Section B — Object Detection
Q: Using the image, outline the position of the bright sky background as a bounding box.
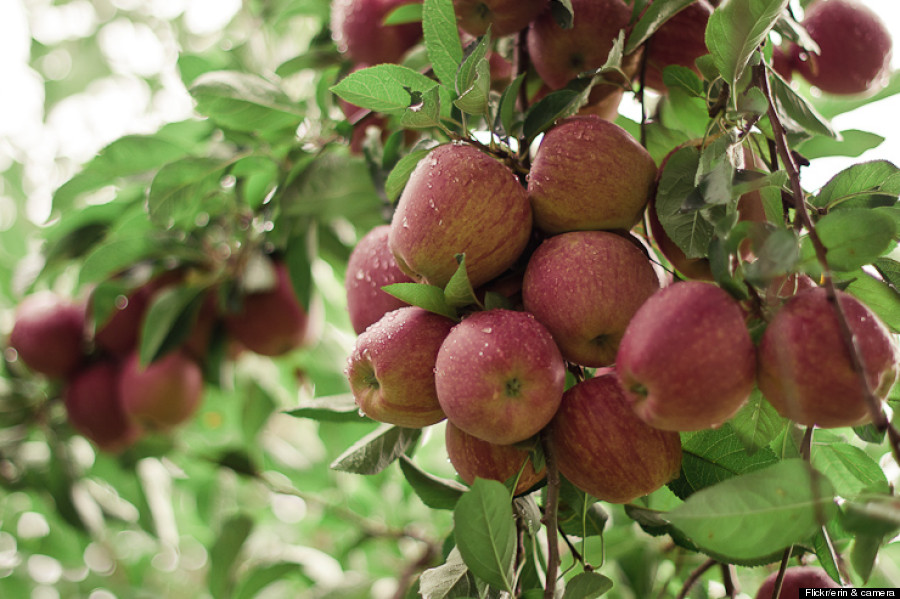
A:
[0,0,898,225]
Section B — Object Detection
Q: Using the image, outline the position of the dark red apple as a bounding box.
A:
[119,349,204,432]
[445,421,545,495]
[331,0,423,65]
[755,566,841,599]
[9,291,86,380]
[453,0,549,38]
[64,360,142,452]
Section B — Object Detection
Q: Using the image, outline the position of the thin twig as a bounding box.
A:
[541,431,561,599]
[771,546,794,599]
[721,563,738,599]
[675,558,717,599]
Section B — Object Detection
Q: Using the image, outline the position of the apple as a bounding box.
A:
[790,0,892,95]
[527,115,656,234]
[389,142,532,289]
[224,258,310,357]
[616,281,757,431]
[64,360,142,452]
[434,309,565,445]
[546,369,682,503]
[445,421,545,495]
[8,292,86,380]
[119,349,204,432]
[330,0,423,65]
[526,0,634,91]
[347,306,454,427]
[642,0,714,92]
[453,0,549,38]
[522,230,660,367]
[755,566,841,599]
[345,224,413,335]
[757,287,899,428]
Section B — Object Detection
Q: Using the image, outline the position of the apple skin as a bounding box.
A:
[445,421,546,495]
[345,225,413,335]
[522,231,660,367]
[454,0,549,38]
[347,306,454,427]
[224,259,310,357]
[547,369,682,503]
[64,360,143,453]
[616,281,757,431]
[757,287,899,428]
[8,292,86,380]
[434,309,565,445]
[331,0,423,65]
[642,0,714,92]
[118,349,204,432]
[755,566,841,599]
[527,115,656,234]
[526,0,633,90]
[389,143,532,289]
[791,0,892,95]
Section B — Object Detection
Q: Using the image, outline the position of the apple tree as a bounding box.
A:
[2,0,900,597]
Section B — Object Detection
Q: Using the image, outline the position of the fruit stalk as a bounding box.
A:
[540,431,560,599]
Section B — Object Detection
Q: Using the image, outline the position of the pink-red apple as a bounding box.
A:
[64,360,142,452]
[616,281,757,431]
[119,349,204,432]
[445,421,545,495]
[757,287,898,428]
[755,566,841,599]
[331,0,423,65]
[527,115,656,234]
[346,306,454,427]
[547,369,682,503]
[641,0,714,92]
[389,143,532,289]
[522,230,660,367]
[453,0,549,38]
[8,292,86,380]
[434,309,565,445]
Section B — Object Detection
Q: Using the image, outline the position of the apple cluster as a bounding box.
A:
[5,255,312,453]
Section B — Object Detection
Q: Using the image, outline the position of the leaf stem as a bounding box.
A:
[541,430,561,599]
[771,546,793,599]
[675,558,717,599]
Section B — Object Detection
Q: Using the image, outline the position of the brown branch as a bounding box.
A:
[771,546,794,599]
[721,563,738,599]
[541,430,561,599]
[675,558,717,599]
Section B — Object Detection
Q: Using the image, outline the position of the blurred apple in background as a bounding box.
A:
[331,0,423,64]
[65,360,142,453]
[453,0,549,37]
[641,0,714,92]
[8,291,86,380]
[119,349,204,432]
[755,566,841,598]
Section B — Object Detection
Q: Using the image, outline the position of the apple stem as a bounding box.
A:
[540,430,561,599]
[675,557,717,599]
[754,55,900,464]
[720,563,737,598]
[770,546,793,599]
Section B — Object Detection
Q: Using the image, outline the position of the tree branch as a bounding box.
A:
[541,431,561,599]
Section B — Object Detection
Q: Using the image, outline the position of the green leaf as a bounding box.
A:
[148,157,232,228]
[557,477,608,538]
[384,2,423,24]
[875,257,900,289]
[454,35,491,116]
[668,424,780,500]
[626,0,696,54]
[841,497,900,536]
[330,64,445,128]
[563,572,614,598]
[743,228,801,287]
[662,65,705,97]
[208,513,254,599]
[705,0,790,89]
[850,534,882,583]
[418,547,479,598]
[523,82,593,144]
[496,74,525,138]
[78,236,161,287]
[453,478,516,593]
[811,529,842,585]
[443,255,480,309]
[668,459,837,561]
[138,283,207,366]
[655,146,714,259]
[816,209,897,272]
[844,272,900,333]
[399,455,467,510]
[382,282,458,320]
[769,68,838,138]
[385,148,431,202]
[423,0,463,89]
[330,424,421,475]
[233,563,305,599]
[285,394,367,422]
[797,129,885,160]
[190,71,304,132]
[550,0,574,29]
[728,389,789,454]
[813,160,900,210]
[811,443,890,499]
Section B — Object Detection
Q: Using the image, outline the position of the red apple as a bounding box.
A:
[8,292,86,380]
[547,369,682,503]
[119,349,204,432]
[64,360,142,452]
[224,258,310,357]
[527,115,656,234]
[522,231,661,367]
[453,0,549,38]
[445,421,546,494]
[345,224,413,335]
[331,0,423,65]
[389,143,532,289]
[642,0,714,92]
[791,0,893,95]
[434,309,565,445]
[346,306,454,427]
[755,566,841,599]
[757,287,899,428]
[616,281,757,431]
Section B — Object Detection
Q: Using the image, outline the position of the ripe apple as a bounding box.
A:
[445,421,545,495]
[224,258,310,357]
[755,566,841,599]
[791,0,892,95]
[616,281,757,431]
[642,0,714,92]
[434,309,565,445]
[547,369,682,503]
[526,0,634,90]
[330,0,423,65]
[64,360,142,452]
[453,0,549,38]
[8,292,86,380]
[757,287,899,428]
[345,224,413,335]
[527,115,656,234]
[522,230,660,367]
[347,306,454,427]
[389,143,532,289]
[119,349,204,432]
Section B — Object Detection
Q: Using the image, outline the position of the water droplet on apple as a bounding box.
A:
[481,327,492,333]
